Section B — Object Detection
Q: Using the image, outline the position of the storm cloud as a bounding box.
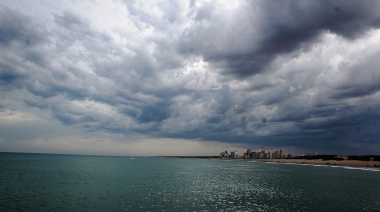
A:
[1,0,380,155]
[177,1,380,77]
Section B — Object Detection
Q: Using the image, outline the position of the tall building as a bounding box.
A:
[231,151,239,159]
[272,150,279,159]
[220,151,231,159]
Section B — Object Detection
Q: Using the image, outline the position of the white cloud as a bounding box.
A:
[0,110,44,123]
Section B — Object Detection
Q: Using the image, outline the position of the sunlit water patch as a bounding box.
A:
[1,153,379,211]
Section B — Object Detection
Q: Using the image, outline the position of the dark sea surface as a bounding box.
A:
[0,152,379,211]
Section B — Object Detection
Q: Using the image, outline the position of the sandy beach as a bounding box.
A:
[248,159,380,167]
[163,156,380,168]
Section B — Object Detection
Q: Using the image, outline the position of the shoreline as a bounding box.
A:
[158,156,380,168]
[240,158,380,168]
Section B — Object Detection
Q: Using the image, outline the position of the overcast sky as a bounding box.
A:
[1,0,380,156]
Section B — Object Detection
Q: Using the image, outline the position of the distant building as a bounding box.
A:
[259,152,264,159]
[250,152,257,159]
[272,151,280,159]
[231,151,239,159]
[220,151,230,159]
[245,149,288,160]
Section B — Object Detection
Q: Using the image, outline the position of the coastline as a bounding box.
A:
[243,158,380,167]
[158,156,380,168]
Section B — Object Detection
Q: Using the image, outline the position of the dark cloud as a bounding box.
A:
[1,1,380,155]
[54,11,87,29]
[136,104,171,124]
[177,0,380,77]
[0,64,26,84]
[330,51,380,99]
[0,7,45,46]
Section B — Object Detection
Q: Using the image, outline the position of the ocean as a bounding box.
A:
[0,152,379,211]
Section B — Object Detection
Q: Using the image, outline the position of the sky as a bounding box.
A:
[1,0,380,156]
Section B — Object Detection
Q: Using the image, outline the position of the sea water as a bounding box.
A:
[1,152,379,211]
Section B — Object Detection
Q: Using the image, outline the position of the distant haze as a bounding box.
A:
[1,0,380,156]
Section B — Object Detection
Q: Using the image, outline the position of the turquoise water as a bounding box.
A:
[0,153,379,211]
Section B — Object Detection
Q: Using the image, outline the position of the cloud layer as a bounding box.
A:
[1,0,380,155]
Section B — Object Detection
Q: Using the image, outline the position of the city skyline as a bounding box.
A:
[1,0,380,156]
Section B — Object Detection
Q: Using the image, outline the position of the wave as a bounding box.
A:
[342,166,380,172]
[264,161,380,172]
